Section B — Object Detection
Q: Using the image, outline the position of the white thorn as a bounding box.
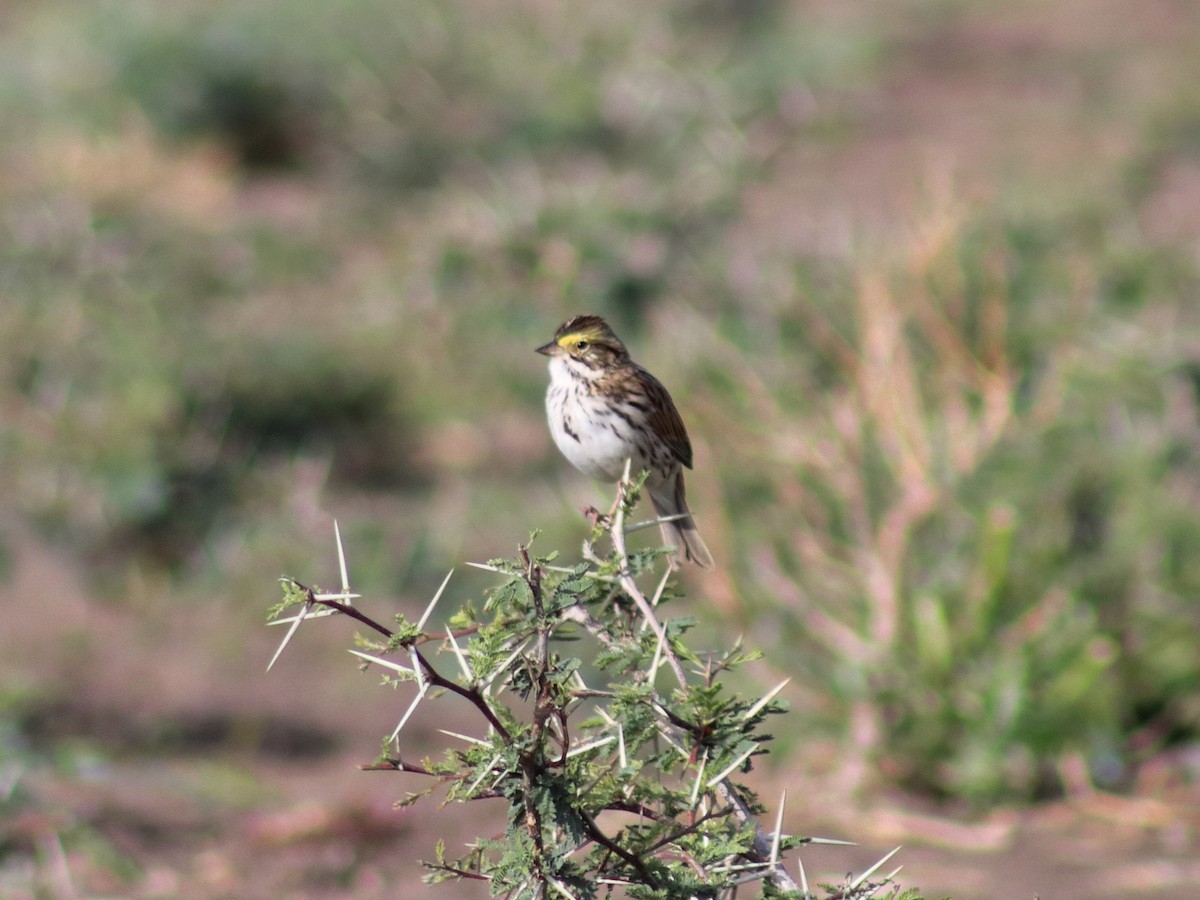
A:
[770,789,786,866]
[689,749,708,809]
[648,628,665,679]
[334,520,351,603]
[565,735,616,759]
[447,630,473,681]
[743,678,791,721]
[410,647,425,693]
[417,568,454,630]
[437,729,490,747]
[464,752,503,797]
[267,607,338,625]
[267,599,312,671]
[548,878,580,900]
[485,637,532,689]
[649,566,671,608]
[389,684,428,741]
[706,744,758,787]
[639,567,673,634]
[623,510,689,534]
[348,649,415,676]
[849,846,902,890]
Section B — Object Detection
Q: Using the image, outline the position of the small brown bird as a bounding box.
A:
[537,315,714,569]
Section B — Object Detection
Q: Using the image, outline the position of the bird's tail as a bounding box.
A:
[649,471,714,570]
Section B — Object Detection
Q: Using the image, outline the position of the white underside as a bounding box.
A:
[545,356,649,483]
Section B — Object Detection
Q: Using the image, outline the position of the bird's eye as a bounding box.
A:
[576,340,589,350]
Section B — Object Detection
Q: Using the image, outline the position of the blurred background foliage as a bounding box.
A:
[2,0,1200,883]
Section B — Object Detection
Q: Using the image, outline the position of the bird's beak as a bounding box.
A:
[536,340,559,356]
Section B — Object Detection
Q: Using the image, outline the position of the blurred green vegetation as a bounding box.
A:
[1,0,1198,826]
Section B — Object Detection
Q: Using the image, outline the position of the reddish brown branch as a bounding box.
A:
[309,595,395,639]
[643,806,733,854]
[360,757,436,775]
[292,581,513,743]
[423,864,491,882]
[580,813,656,886]
[409,644,512,742]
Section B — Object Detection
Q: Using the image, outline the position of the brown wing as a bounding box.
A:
[639,367,694,469]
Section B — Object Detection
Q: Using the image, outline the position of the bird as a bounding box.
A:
[536,314,714,569]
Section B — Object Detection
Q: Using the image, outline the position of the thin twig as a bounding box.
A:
[579,813,656,885]
[582,471,801,895]
[607,464,688,687]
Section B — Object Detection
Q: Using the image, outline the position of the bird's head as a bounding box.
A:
[536,315,629,371]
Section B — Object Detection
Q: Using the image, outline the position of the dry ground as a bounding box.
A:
[4,519,1198,899]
